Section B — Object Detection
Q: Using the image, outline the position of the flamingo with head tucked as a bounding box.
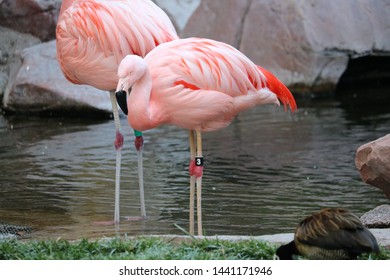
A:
[56,0,178,223]
[115,37,297,235]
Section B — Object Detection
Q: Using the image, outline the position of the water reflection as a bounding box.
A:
[0,98,389,240]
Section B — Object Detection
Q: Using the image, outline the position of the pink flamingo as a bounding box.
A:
[56,0,178,223]
[115,37,297,235]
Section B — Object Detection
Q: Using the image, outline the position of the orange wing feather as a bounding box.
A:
[258,66,297,112]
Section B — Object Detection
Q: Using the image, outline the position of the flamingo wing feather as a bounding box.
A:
[56,0,178,90]
[146,38,296,112]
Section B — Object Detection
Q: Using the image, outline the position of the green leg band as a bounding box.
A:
[134,129,143,137]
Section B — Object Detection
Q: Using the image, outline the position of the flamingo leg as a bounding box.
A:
[189,130,196,235]
[195,129,203,236]
[109,91,123,224]
[115,88,147,219]
[134,130,147,218]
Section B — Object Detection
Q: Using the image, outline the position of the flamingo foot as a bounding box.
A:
[189,159,203,177]
[114,131,124,150]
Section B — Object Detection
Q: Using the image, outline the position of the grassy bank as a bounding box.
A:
[1,237,389,260]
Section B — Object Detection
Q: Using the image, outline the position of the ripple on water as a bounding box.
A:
[0,100,389,239]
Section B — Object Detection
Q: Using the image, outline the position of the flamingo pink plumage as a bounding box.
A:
[56,0,178,223]
[115,37,297,235]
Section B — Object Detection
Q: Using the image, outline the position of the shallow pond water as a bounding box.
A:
[0,97,389,240]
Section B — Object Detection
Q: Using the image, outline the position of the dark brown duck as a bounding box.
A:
[276,208,380,260]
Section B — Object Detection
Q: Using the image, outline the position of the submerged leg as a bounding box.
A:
[109,91,123,224]
[115,89,147,219]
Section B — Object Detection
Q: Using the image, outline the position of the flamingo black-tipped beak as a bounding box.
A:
[115,89,128,115]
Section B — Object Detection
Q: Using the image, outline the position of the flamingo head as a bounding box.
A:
[115,55,148,115]
[116,55,148,93]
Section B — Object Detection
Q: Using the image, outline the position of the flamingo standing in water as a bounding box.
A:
[56,0,178,223]
[115,38,297,235]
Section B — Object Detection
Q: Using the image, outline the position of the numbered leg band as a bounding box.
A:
[195,156,204,166]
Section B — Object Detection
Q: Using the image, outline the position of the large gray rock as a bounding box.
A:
[0,0,61,41]
[154,0,201,33]
[356,134,390,200]
[182,0,251,47]
[181,0,390,93]
[2,40,111,114]
[0,26,41,102]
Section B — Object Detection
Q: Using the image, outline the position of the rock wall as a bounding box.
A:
[0,26,41,104]
[2,40,111,114]
[0,0,389,113]
[175,0,390,93]
[0,0,60,41]
[0,0,110,113]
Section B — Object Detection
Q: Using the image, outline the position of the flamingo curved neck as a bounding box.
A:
[127,68,157,131]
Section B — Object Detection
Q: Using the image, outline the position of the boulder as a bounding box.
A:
[2,40,111,114]
[356,134,390,200]
[361,205,390,228]
[154,0,201,33]
[181,0,390,93]
[182,0,251,47]
[0,26,41,102]
[0,0,61,41]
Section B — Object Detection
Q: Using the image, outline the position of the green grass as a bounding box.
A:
[0,237,389,260]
